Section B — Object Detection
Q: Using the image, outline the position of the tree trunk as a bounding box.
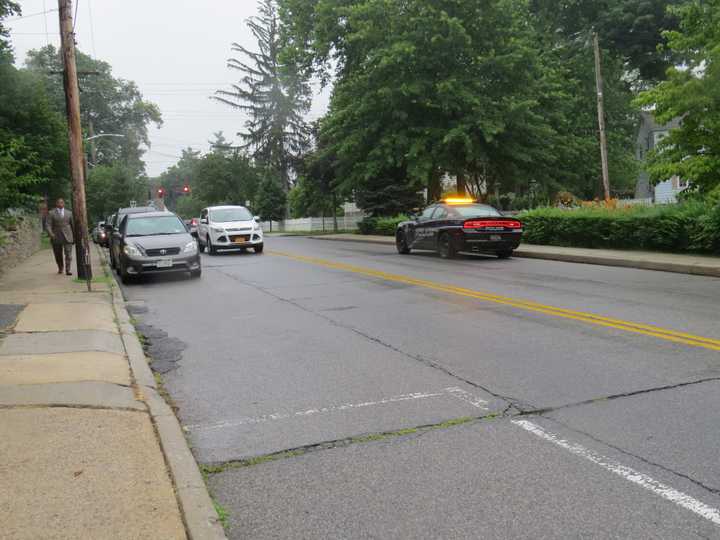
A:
[428,169,442,203]
[456,172,467,196]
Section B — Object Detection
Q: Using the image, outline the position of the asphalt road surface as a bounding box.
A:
[119,237,720,539]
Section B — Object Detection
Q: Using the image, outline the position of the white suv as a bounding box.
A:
[197,205,264,255]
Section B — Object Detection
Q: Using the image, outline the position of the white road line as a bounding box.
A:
[512,419,720,526]
[446,387,489,409]
[186,387,488,432]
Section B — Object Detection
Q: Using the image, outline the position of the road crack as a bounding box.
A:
[201,413,505,473]
[215,268,530,411]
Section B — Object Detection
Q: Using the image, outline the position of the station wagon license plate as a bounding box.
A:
[490,235,502,241]
[157,258,173,268]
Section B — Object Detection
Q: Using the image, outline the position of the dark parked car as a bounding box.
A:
[107,206,157,269]
[184,217,199,237]
[92,221,108,246]
[115,211,201,283]
[395,199,523,259]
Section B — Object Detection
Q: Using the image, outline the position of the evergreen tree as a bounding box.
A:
[214,0,310,192]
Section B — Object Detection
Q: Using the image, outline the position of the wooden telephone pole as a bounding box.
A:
[58,0,92,280]
[593,32,611,202]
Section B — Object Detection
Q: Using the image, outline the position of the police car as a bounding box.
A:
[395,198,522,259]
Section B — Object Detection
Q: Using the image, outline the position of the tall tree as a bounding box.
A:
[25,45,162,175]
[281,0,567,211]
[0,4,69,210]
[0,0,18,62]
[530,0,682,85]
[636,0,720,194]
[214,0,311,192]
[255,175,287,228]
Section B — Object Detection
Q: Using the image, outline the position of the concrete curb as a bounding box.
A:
[97,246,227,540]
[512,249,720,278]
[307,235,720,278]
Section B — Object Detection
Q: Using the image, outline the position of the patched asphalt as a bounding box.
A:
[118,237,720,538]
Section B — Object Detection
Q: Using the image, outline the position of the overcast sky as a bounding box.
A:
[10,0,330,176]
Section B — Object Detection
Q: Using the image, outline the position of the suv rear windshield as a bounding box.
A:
[210,208,252,222]
[125,216,186,237]
[449,204,502,218]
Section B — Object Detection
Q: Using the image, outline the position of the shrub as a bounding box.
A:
[357,217,379,235]
[357,215,408,236]
[520,202,718,254]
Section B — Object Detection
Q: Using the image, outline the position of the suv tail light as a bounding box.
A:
[464,220,522,229]
[191,218,198,226]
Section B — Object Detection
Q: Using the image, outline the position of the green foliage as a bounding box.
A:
[521,203,720,254]
[255,175,287,222]
[0,139,49,210]
[0,1,19,62]
[531,0,682,83]
[358,215,408,236]
[86,165,148,222]
[0,50,69,210]
[174,196,205,220]
[25,45,162,175]
[636,0,720,194]
[192,150,260,208]
[280,0,643,208]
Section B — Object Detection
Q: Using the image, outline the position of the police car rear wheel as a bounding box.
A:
[497,250,513,259]
[438,233,457,259]
[396,232,411,254]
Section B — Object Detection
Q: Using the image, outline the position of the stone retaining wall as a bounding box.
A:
[0,214,42,275]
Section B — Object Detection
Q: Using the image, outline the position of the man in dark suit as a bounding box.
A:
[46,198,75,275]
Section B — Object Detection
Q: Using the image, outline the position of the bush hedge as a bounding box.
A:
[520,202,720,254]
[358,215,408,236]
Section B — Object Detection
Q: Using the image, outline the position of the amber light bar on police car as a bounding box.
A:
[443,197,477,205]
[463,219,522,230]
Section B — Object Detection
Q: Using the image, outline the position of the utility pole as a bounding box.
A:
[58,0,92,281]
[593,31,611,202]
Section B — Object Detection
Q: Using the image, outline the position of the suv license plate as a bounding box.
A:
[157,259,173,268]
[490,235,502,242]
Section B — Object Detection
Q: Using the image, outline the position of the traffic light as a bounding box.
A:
[157,187,165,198]
[182,184,190,195]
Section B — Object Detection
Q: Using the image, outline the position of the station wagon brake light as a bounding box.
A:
[464,220,522,229]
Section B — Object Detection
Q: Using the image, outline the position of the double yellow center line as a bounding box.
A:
[271,250,720,352]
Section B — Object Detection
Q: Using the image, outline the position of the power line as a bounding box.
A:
[6,8,58,22]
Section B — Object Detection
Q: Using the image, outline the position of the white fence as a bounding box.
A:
[261,213,365,233]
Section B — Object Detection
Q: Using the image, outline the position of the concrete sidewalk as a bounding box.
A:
[306,234,720,278]
[0,246,225,539]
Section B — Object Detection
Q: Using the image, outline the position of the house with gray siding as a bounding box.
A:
[635,112,687,203]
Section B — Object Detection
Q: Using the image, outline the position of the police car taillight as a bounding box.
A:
[464,220,522,229]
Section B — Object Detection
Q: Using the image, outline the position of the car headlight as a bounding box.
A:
[253,223,261,231]
[183,241,197,254]
[211,226,224,233]
[124,244,141,257]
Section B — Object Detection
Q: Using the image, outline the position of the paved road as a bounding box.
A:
[120,237,720,539]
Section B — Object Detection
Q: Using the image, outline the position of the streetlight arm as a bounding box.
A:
[84,133,125,142]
